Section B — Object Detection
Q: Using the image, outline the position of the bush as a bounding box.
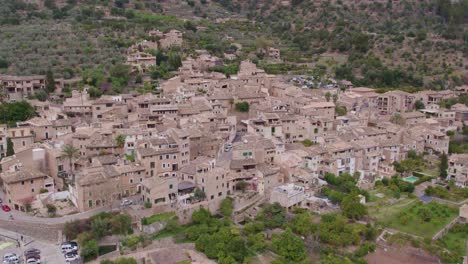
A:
[220,197,234,217]
[271,228,307,262]
[0,101,36,125]
[121,235,145,250]
[354,242,376,257]
[235,102,249,112]
[81,240,99,261]
[46,204,57,216]
[301,139,314,147]
[100,257,137,264]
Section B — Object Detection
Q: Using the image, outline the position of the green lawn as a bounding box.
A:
[152,225,189,240]
[437,223,468,259]
[142,212,175,225]
[369,200,458,239]
[368,187,397,202]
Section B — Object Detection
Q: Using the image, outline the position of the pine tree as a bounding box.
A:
[46,69,55,93]
[6,138,14,156]
[439,152,448,179]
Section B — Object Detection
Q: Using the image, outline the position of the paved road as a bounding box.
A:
[0,227,65,264]
[0,195,142,225]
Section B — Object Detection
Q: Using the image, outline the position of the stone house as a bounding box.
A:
[71,164,121,212]
[92,96,128,121]
[0,75,46,101]
[63,90,92,116]
[448,154,467,188]
[179,157,232,205]
[135,136,181,178]
[320,140,356,176]
[126,52,156,73]
[159,30,183,49]
[0,165,54,211]
[376,90,415,114]
[0,125,7,158]
[7,124,35,153]
[300,102,336,120]
[141,175,178,210]
[451,104,468,122]
[270,184,305,210]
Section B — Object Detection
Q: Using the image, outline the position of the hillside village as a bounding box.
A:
[0,27,467,264]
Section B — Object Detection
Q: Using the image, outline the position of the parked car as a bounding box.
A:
[25,259,39,264]
[24,253,40,262]
[65,253,80,263]
[61,242,78,253]
[1,205,11,212]
[24,249,40,256]
[224,143,232,152]
[3,253,19,264]
[120,199,133,206]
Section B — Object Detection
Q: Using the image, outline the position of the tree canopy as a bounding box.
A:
[271,228,307,262]
[0,101,36,125]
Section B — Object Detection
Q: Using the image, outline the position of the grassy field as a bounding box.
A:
[369,200,458,239]
[152,225,189,240]
[368,187,399,202]
[142,212,175,225]
[437,223,468,258]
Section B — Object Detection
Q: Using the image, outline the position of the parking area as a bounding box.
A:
[0,228,74,264]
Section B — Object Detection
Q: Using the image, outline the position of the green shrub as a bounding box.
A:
[235,102,249,112]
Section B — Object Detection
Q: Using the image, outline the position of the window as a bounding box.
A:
[30,180,34,184]
[21,181,24,185]
[150,162,155,169]
[218,192,222,197]
[31,188,35,193]
[210,195,214,200]
[130,179,134,183]
[88,200,93,208]
[169,184,173,189]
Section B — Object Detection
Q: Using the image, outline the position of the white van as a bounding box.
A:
[61,243,78,253]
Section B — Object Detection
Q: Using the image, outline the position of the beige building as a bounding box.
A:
[63,90,92,116]
[0,125,7,158]
[159,30,183,49]
[92,96,128,121]
[376,90,415,114]
[135,135,181,178]
[448,154,468,188]
[301,102,336,119]
[71,164,120,212]
[0,75,46,101]
[126,52,156,73]
[270,184,305,210]
[451,104,468,122]
[179,157,232,205]
[141,176,178,210]
[7,125,35,153]
[0,165,54,211]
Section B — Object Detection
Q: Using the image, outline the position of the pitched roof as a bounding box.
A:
[1,169,48,184]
